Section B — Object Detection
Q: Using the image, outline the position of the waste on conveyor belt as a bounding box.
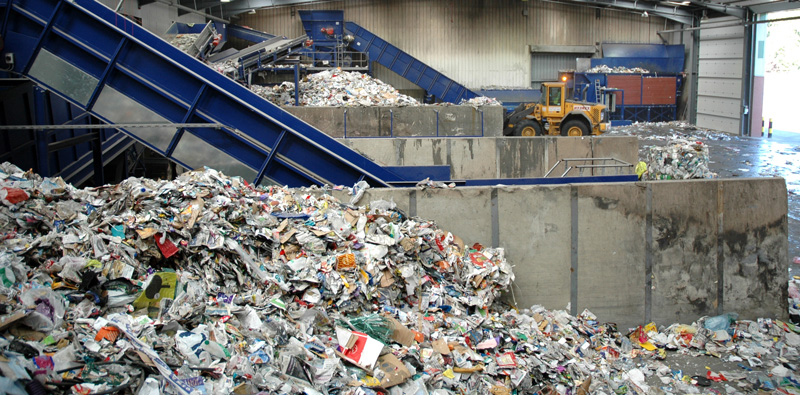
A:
[168,36,501,108]
[585,65,650,74]
[167,34,201,54]
[211,60,239,79]
[1,161,797,395]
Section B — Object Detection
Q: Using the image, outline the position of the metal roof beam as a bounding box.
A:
[195,0,322,17]
[565,0,694,24]
[155,0,230,22]
[749,1,800,14]
[685,0,747,18]
[221,0,324,16]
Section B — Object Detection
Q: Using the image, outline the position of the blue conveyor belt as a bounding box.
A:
[0,0,434,187]
[345,21,479,105]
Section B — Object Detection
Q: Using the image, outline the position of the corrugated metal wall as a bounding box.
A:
[97,0,204,38]
[238,0,683,89]
[696,16,745,135]
[530,53,587,88]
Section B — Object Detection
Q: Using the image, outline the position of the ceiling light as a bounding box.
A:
[220,0,231,3]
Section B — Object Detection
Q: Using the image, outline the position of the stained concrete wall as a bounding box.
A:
[341,136,638,180]
[333,178,788,329]
[283,106,505,137]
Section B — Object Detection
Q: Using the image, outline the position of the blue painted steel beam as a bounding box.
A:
[254,129,286,186]
[86,38,127,110]
[22,1,63,75]
[166,84,208,156]
[346,21,479,105]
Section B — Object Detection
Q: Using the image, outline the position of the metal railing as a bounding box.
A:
[545,157,634,178]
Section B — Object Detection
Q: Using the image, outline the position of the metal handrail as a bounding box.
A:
[544,157,634,177]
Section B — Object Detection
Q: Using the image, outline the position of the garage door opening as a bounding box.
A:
[762,9,800,135]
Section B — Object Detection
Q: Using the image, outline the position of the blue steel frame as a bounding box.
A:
[235,37,308,81]
[622,105,677,123]
[345,21,479,105]
[15,84,133,185]
[2,0,426,188]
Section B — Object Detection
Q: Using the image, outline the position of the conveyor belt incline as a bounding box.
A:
[0,0,431,187]
[345,21,479,105]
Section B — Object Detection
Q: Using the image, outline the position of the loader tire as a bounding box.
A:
[561,120,589,136]
[513,120,543,136]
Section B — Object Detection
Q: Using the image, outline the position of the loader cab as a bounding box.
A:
[541,82,565,118]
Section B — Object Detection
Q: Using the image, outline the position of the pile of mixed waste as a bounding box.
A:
[167,34,201,54]
[608,121,727,180]
[643,139,717,180]
[458,96,502,107]
[248,70,501,108]
[249,70,420,107]
[585,65,651,74]
[0,163,797,394]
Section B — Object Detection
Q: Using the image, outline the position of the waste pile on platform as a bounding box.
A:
[249,70,501,107]
[0,163,798,394]
[250,70,419,107]
[643,139,717,180]
[585,65,650,74]
[458,96,502,107]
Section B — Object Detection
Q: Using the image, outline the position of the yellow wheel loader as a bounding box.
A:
[503,82,609,137]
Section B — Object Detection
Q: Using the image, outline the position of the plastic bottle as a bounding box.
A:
[137,377,160,395]
[203,340,231,360]
[128,180,152,199]
[620,336,632,354]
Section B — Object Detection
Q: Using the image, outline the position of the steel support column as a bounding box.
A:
[91,130,104,185]
[33,87,50,176]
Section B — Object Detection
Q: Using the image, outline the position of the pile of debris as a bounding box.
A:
[458,96,502,107]
[607,121,736,142]
[643,139,717,180]
[250,70,420,107]
[585,65,650,74]
[3,163,799,395]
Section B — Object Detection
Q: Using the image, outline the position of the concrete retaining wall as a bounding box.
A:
[332,178,788,329]
[283,106,505,137]
[341,136,638,180]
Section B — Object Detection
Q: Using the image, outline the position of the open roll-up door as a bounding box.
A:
[696,16,746,135]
